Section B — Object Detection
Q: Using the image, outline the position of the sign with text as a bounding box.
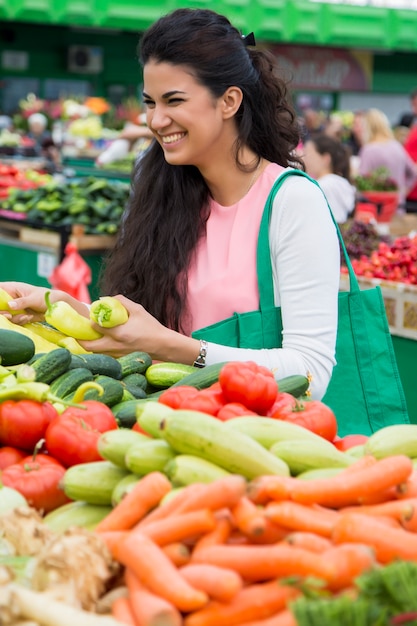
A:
[270,45,373,91]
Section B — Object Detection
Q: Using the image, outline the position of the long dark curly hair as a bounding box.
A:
[100,8,303,333]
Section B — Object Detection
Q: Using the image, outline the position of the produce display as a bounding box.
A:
[0,176,129,235]
[1,292,417,625]
[0,164,53,199]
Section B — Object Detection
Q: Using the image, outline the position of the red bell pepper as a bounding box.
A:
[0,400,58,451]
[44,399,118,467]
[219,361,278,414]
[1,450,69,513]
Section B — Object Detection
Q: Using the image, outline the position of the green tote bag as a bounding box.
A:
[192,169,409,436]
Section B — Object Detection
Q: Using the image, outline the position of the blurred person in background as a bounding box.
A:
[303,133,355,224]
[26,112,61,172]
[358,108,417,212]
[403,122,417,212]
[397,87,417,129]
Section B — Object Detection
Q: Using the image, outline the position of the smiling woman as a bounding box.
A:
[0,8,341,403]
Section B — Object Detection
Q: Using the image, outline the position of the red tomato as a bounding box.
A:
[0,400,58,451]
[1,455,69,513]
[217,403,258,421]
[267,392,297,418]
[132,422,151,436]
[0,446,26,469]
[333,434,369,451]
[219,361,278,414]
[44,402,118,467]
[278,400,338,442]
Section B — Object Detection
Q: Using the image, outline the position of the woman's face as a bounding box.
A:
[143,60,230,169]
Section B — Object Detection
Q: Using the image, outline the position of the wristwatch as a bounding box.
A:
[193,339,208,368]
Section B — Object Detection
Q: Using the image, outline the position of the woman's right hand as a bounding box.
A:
[0,282,83,324]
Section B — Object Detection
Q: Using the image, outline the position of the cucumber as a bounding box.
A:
[147,361,228,398]
[122,372,148,391]
[145,362,196,389]
[62,461,129,505]
[111,398,152,429]
[31,347,72,384]
[97,428,150,468]
[0,328,35,366]
[75,353,123,379]
[70,374,125,407]
[121,377,148,400]
[125,439,176,475]
[277,375,310,398]
[49,367,94,399]
[118,351,152,376]
[68,354,86,369]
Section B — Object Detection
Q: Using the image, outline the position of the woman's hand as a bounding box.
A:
[80,295,200,363]
[0,282,89,323]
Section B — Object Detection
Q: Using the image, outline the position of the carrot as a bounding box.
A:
[137,483,207,528]
[125,568,182,626]
[116,531,208,612]
[341,497,417,532]
[162,542,192,567]
[95,471,172,532]
[247,475,292,505]
[136,508,217,546]
[179,563,243,603]
[97,531,129,557]
[396,469,417,499]
[239,609,298,626]
[192,516,232,555]
[111,596,136,625]
[321,543,375,591]
[289,455,413,508]
[183,580,300,626]
[265,501,339,537]
[284,531,333,553]
[332,512,417,563]
[191,542,332,582]
[231,496,268,537]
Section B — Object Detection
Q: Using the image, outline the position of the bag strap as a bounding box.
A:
[257,168,359,314]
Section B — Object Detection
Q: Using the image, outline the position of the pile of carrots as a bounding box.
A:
[94,453,417,626]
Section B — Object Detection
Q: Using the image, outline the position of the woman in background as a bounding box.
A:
[358,108,417,211]
[303,133,355,224]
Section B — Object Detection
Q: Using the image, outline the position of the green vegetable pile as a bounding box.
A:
[0,177,129,235]
[290,560,417,626]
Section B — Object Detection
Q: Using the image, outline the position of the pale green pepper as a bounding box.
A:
[89,296,129,328]
[44,291,102,341]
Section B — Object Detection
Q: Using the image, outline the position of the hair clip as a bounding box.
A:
[242,32,256,47]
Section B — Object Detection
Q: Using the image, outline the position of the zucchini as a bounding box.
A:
[145,362,196,389]
[62,461,129,505]
[269,439,354,476]
[111,398,151,428]
[30,347,72,384]
[43,501,112,533]
[75,353,123,379]
[112,474,142,506]
[0,328,35,366]
[125,439,176,475]
[277,374,310,398]
[97,428,150,468]
[117,351,152,376]
[148,361,228,398]
[49,367,94,399]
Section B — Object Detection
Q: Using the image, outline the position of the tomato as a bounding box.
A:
[267,392,298,418]
[333,434,369,451]
[44,402,118,467]
[0,446,26,469]
[158,384,225,416]
[1,454,69,513]
[216,403,258,421]
[0,400,58,451]
[219,361,278,414]
[278,400,338,442]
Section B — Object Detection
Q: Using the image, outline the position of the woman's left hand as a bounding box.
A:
[79,295,177,360]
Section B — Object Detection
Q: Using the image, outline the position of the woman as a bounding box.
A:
[0,8,340,400]
[358,108,417,210]
[303,133,355,224]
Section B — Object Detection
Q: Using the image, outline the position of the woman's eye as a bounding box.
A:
[168,98,184,104]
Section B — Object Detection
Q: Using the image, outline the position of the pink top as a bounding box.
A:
[184,163,284,334]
